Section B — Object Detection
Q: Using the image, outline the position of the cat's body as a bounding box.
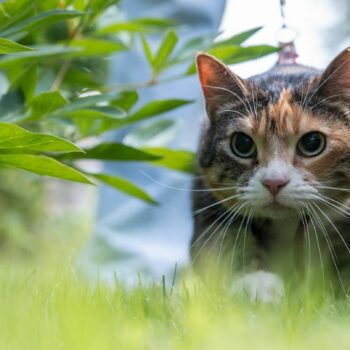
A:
[191,50,350,301]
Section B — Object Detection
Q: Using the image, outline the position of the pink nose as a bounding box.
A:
[262,178,289,196]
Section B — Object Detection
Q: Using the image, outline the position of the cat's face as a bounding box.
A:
[196,50,350,219]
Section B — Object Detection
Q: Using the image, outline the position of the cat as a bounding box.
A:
[191,48,350,302]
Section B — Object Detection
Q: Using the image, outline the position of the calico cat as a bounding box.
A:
[191,48,350,302]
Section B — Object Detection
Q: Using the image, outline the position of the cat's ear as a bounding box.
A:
[196,53,249,117]
[318,48,350,101]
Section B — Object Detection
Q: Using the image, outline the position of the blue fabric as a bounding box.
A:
[79,0,226,285]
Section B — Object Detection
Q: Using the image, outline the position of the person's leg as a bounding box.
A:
[79,0,226,286]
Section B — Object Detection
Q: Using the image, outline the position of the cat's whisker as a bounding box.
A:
[193,193,242,215]
[300,78,314,111]
[304,54,350,109]
[141,171,241,194]
[216,204,244,265]
[192,202,246,263]
[312,202,350,255]
[191,203,237,254]
[242,208,255,269]
[309,194,350,217]
[218,109,249,119]
[308,204,338,261]
[203,84,255,118]
[316,185,350,193]
[230,207,249,276]
[309,93,349,112]
[310,203,347,294]
[305,203,325,284]
[297,208,311,275]
[317,193,350,211]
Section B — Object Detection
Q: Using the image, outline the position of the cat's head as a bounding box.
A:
[196,49,350,219]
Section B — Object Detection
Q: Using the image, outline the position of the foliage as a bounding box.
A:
[0,0,278,204]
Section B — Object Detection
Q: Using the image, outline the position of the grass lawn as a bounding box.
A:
[1,216,350,349]
[2,264,350,349]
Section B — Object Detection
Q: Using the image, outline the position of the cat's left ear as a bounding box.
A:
[196,53,249,118]
[318,48,350,101]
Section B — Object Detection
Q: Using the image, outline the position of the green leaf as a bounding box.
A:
[0,122,82,153]
[0,45,80,68]
[69,143,161,161]
[68,38,127,57]
[29,91,68,120]
[20,65,37,102]
[121,99,192,126]
[174,34,217,63]
[186,45,279,74]
[213,27,262,47]
[111,91,138,112]
[0,9,83,37]
[212,45,279,65]
[143,147,195,173]
[0,90,25,122]
[97,17,175,34]
[0,38,34,54]
[0,0,38,34]
[91,173,156,204]
[58,93,124,114]
[153,30,178,71]
[140,34,153,66]
[0,154,92,184]
[124,119,176,147]
[62,108,126,137]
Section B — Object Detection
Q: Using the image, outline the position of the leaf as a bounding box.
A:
[140,34,153,66]
[0,38,34,54]
[186,45,279,75]
[97,17,175,34]
[69,143,161,161]
[62,108,126,137]
[29,91,68,119]
[0,122,82,153]
[153,30,178,71]
[124,119,176,147]
[0,154,92,184]
[213,45,279,65]
[213,27,262,47]
[111,91,138,112]
[0,9,83,37]
[91,173,156,204]
[122,99,192,126]
[0,90,25,122]
[142,147,195,173]
[58,93,124,114]
[0,45,80,68]
[68,38,127,57]
[20,64,37,102]
[0,0,39,34]
[174,33,217,62]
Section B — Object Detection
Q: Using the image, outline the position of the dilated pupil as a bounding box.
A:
[301,133,321,152]
[235,134,254,154]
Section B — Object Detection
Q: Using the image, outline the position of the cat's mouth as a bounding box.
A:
[267,201,287,210]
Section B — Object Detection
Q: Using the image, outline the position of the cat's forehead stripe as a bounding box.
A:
[246,89,304,137]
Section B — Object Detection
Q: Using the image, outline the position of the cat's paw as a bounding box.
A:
[231,271,284,303]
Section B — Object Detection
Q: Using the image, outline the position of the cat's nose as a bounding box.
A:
[262,178,289,196]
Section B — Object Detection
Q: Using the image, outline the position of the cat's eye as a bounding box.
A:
[231,132,257,158]
[297,132,326,157]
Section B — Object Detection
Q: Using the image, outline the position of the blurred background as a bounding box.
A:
[0,0,348,280]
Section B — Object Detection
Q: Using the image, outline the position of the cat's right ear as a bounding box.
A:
[196,53,248,118]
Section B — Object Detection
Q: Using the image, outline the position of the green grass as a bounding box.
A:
[1,216,350,349]
[1,261,350,349]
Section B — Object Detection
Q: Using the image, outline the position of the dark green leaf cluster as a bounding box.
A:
[0,0,277,203]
